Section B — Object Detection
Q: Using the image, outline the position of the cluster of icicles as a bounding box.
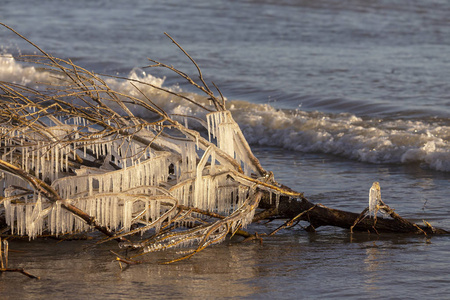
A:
[0,109,279,252]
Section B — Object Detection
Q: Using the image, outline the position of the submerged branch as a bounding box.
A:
[0,268,40,279]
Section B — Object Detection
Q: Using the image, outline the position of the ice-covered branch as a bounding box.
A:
[0,24,447,268]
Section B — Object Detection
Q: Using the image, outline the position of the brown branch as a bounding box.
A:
[350,207,369,233]
[264,195,449,235]
[163,32,225,111]
[110,251,142,266]
[268,205,318,236]
[0,268,40,279]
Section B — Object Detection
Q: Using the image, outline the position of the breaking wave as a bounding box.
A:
[1,54,449,172]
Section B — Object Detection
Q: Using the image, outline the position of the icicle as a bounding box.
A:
[207,113,212,142]
[103,197,108,226]
[17,203,24,236]
[193,178,201,209]
[55,144,59,180]
[145,199,151,223]
[56,200,61,236]
[61,201,67,234]
[369,181,381,216]
[155,201,161,233]
[86,197,93,220]
[10,142,14,162]
[275,192,280,209]
[214,112,220,139]
[29,193,43,239]
[180,142,187,178]
[112,172,120,193]
[239,187,249,210]
[104,175,111,193]
[4,199,11,225]
[205,178,212,211]
[112,196,118,230]
[150,200,156,223]
[40,143,45,180]
[123,170,129,191]
[73,142,77,162]
[10,203,15,234]
[96,196,102,224]
[210,149,216,174]
[25,199,32,236]
[50,202,56,235]
[123,199,131,231]
[88,177,93,196]
[31,145,35,171]
[65,145,69,172]
[21,145,25,170]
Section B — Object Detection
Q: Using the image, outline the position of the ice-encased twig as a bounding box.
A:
[0,24,307,263]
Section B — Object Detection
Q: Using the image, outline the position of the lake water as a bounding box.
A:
[1,0,449,299]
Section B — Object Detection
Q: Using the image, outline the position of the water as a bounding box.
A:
[1,0,449,298]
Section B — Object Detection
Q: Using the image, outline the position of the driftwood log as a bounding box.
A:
[259,193,448,235]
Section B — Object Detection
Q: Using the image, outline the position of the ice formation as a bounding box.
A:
[368,181,381,216]
[207,111,258,176]
[0,49,286,261]
[0,106,271,242]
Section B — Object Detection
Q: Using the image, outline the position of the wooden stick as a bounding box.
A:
[0,268,40,279]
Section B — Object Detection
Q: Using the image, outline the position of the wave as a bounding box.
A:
[1,54,449,172]
[230,103,450,172]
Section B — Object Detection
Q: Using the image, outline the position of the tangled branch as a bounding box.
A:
[0,23,295,264]
[0,23,447,270]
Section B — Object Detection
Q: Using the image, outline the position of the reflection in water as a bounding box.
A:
[115,243,262,298]
[1,239,265,299]
[363,242,382,292]
[1,230,450,299]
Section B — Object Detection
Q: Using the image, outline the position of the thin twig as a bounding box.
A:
[269,205,317,236]
[0,268,40,279]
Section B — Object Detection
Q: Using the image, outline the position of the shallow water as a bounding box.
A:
[3,221,450,299]
[2,148,449,299]
[1,0,450,299]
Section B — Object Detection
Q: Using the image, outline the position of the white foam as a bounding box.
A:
[1,55,449,172]
[229,104,450,172]
[0,54,57,87]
